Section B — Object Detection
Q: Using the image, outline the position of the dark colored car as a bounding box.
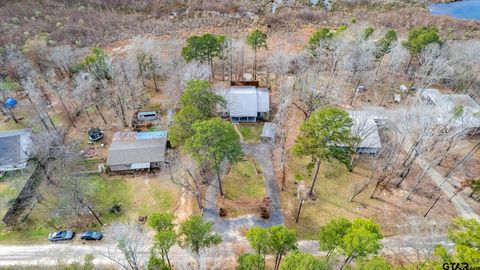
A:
[48,230,74,242]
[80,231,103,241]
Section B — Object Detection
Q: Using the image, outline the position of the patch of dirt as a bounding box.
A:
[173,187,195,224]
[218,197,264,218]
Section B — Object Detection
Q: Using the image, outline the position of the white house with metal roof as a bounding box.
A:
[0,129,32,172]
[106,131,167,172]
[218,86,270,123]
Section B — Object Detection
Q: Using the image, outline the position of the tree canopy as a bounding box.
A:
[235,253,265,270]
[317,218,383,268]
[181,33,225,77]
[180,80,224,117]
[169,80,225,147]
[148,213,175,232]
[184,118,243,195]
[375,29,397,58]
[363,27,374,40]
[279,252,328,270]
[267,225,298,270]
[246,29,268,51]
[179,215,222,256]
[246,227,269,256]
[307,28,333,53]
[355,256,393,270]
[403,26,441,55]
[318,217,352,259]
[433,218,480,266]
[294,107,357,168]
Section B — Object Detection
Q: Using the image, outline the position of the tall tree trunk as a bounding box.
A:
[152,72,159,92]
[95,104,107,125]
[445,141,480,177]
[85,107,92,123]
[39,85,52,107]
[7,108,19,123]
[405,54,413,75]
[217,170,224,196]
[209,58,215,79]
[308,159,321,197]
[86,204,103,226]
[424,193,442,217]
[253,47,257,81]
[59,95,76,128]
[295,199,304,223]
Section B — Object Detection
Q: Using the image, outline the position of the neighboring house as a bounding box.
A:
[0,129,32,172]
[419,88,480,131]
[106,131,167,172]
[348,110,382,156]
[218,86,270,123]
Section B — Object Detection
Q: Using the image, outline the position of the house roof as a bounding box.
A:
[0,129,32,172]
[219,86,270,117]
[107,131,167,166]
[348,111,382,149]
[419,89,480,129]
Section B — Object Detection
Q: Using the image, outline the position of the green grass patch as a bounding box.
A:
[0,114,27,131]
[223,158,266,200]
[0,174,181,243]
[282,152,372,239]
[0,226,51,243]
[88,175,132,222]
[238,124,263,144]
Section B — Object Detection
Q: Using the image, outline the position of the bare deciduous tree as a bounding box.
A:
[103,222,149,270]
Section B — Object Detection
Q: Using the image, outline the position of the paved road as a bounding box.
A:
[0,235,451,266]
[203,142,284,240]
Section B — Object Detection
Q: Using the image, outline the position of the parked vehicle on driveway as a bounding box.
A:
[48,230,74,242]
[80,231,102,241]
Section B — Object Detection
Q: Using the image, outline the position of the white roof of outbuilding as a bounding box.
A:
[219,86,269,117]
[261,122,277,139]
[348,111,382,149]
[419,88,480,129]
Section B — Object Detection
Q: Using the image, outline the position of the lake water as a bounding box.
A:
[429,0,480,20]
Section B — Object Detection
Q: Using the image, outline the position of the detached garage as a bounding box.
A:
[106,131,167,172]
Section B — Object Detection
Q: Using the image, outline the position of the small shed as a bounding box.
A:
[106,131,167,172]
[261,123,277,140]
[0,129,32,172]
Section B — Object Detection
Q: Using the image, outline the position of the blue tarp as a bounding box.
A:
[3,98,17,109]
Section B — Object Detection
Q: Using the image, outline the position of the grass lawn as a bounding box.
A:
[238,124,264,144]
[0,174,180,244]
[0,113,27,131]
[223,158,266,200]
[282,153,374,239]
[221,157,266,217]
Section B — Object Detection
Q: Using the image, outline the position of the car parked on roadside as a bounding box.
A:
[80,230,102,241]
[48,230,74,242]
